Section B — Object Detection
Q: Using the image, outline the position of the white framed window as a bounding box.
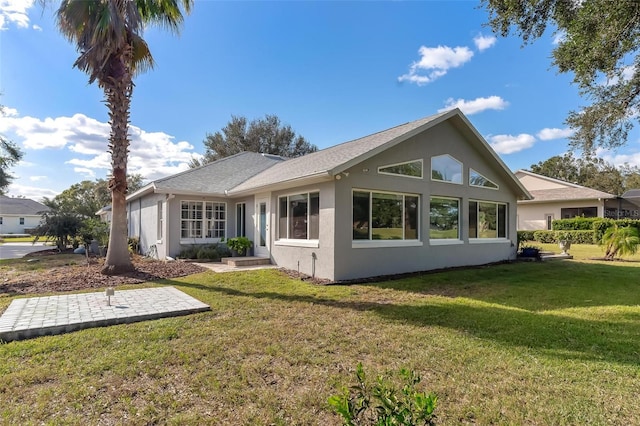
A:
[431,154,462,184]
[157,201,163,240]
[469,200,507,239]
[278,192,319,240]
[429,196,460,240]
[19,217,25,225]
[236,203,246,237]
[378,159,423,179]
[469,168,498,189]
[352,190,419,241]
[181,201,226,239]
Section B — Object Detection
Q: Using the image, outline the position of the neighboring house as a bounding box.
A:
[96,205,112,223]
[514,170,639,230]
[0,195,50,235]
[127,109,531,281]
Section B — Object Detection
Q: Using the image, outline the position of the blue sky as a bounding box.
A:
[2,0,640,201]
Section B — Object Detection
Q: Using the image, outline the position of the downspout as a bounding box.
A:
[165,194,175,260]
[138,198,142,242]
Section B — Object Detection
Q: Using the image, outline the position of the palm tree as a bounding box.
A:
[600,224,640,260]
[56,0,192,274]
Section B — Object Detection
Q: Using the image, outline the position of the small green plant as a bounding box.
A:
[600,224,640,260]
[328,363,437,425]
[224,236,253,256]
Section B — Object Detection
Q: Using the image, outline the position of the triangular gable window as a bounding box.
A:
[378,160,423,179]
[469,169,498,189]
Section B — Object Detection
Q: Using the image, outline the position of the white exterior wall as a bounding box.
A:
[0,214,42,235]
[517,200,605,230]
[269,182,335,280]
[128,193,165,256]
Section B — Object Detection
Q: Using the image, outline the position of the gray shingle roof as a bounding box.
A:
[523,187,617,202]
[622,189,640,199]
[140,152,286,197]
[230,110,454,194]
[0,195,50,215]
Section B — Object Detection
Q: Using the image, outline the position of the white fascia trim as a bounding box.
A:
[274,239,320,248]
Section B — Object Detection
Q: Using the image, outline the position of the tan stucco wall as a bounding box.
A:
[517,199,605,230]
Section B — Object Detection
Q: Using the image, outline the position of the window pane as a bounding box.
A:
[236,204,245,237]
[309,192,320,239]
[278,197,288,239]
[498,204,507,238]
[431,155,462,183]
[289,194,308,239]
[379,160,422,178]
[469,169,498,189]
[430,197,459,239]
[405,196,419,239]
[479,202,497,238]
[353,191,370,240]
[469,201,478,238]
[372,192,403,240]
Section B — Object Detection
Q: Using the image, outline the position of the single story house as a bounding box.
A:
[127,108,531,281]
[515,170,639,230]
[0,195,50,235]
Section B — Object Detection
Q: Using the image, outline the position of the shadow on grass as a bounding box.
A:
[365,261,640,311]
[168,276,640,366]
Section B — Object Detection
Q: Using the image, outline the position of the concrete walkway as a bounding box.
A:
[0,242,52,259]
[194,262,279,273]
[0,286,210,343]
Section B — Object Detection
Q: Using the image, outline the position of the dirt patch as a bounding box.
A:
[1,251,207,296]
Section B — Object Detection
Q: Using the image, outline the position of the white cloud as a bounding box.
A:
[604,65,635,87]
[1,110,199,183]
[29,175,47,182]
[0,0,34,30]
[552,31,566,45]
[398,45,474,86]
[32,23,40,31]
[1,106,18,117]
[6,183,59,201]
[536,127,574,140]
[73,167,96,178]
[438,96,508,115]
[488,133,537,154]
[473,34,496,51]
[597,149,640,168]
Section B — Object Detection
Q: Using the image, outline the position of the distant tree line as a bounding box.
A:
[530,153,640,196]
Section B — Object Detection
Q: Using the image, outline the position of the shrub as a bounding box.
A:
[178,245,199,259]
[216,244,232,258]
[600,224,640,260]
[196,245,220,261]
[533,230,556,243]
[553,217,601,231]
[328,363,437,426]
[517,230,535,246]
[128,236,140,254]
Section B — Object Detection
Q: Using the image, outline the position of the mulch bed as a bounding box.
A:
[1,250,207,296]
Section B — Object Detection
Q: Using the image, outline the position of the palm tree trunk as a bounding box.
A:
[101,71,134,275]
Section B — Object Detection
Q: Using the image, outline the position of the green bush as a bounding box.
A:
[533,230,556,243]
[553,217,601,231]
[178,245,199,259]
[328,363,437,425]
[216,244,232,258]
[128,236,140,254]
[196,245,220,261]
[517,230,535,245]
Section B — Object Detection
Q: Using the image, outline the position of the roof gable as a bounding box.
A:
[128,152,286,200]
[0,195,50,215]
[230,109,531,199]
[515,170,617,202]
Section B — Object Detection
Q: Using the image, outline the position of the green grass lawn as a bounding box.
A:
[1,247,640,424]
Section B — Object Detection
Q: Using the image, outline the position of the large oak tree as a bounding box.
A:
[191,114,317,167]
[482,0,640,152]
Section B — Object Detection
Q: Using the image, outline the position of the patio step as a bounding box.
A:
[221,256,271,267]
